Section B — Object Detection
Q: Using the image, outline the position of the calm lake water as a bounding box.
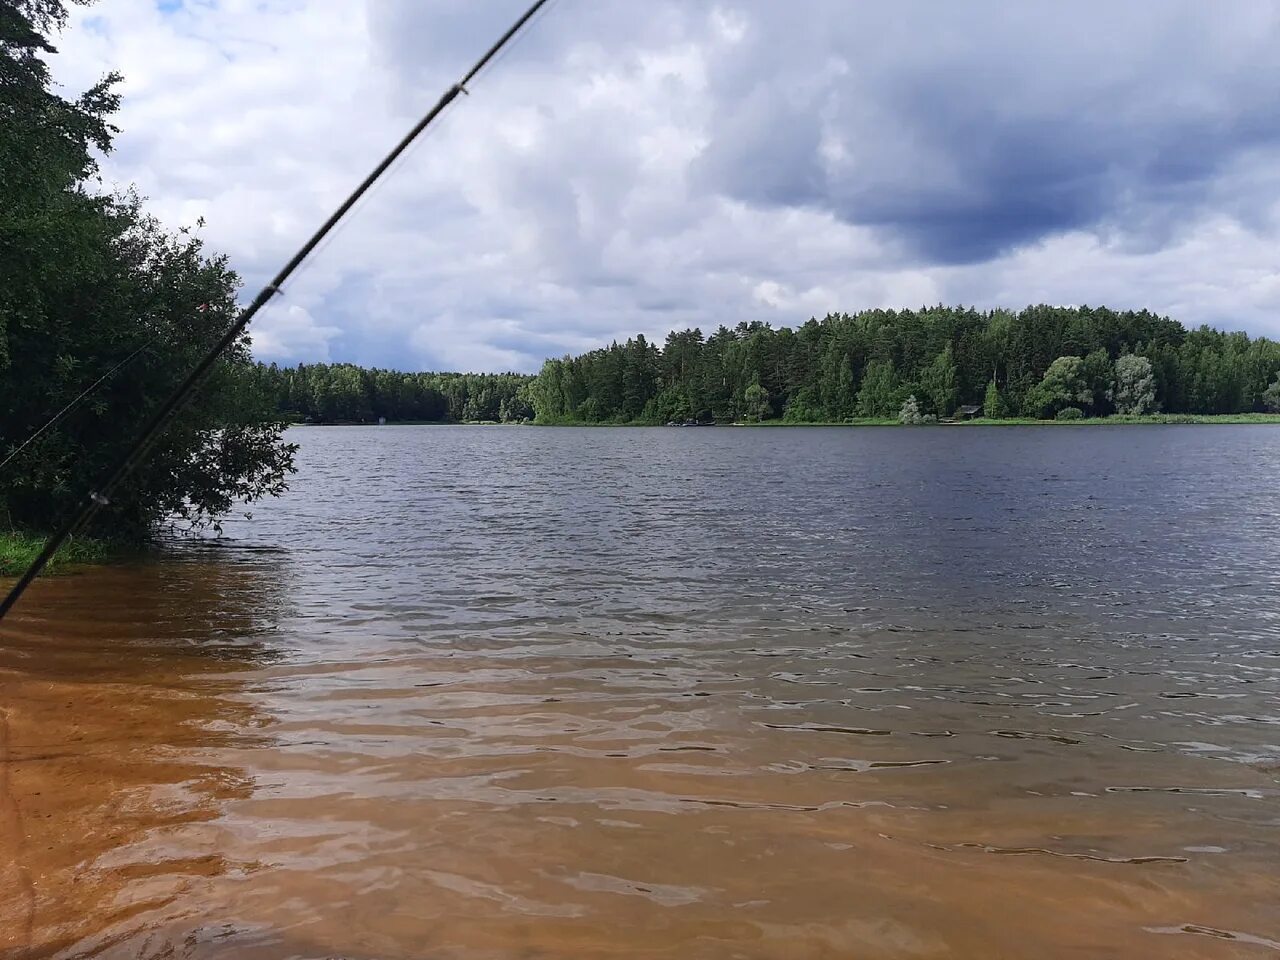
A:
[2,425,1279,959]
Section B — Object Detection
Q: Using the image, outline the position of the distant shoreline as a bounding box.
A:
[735,413,1280,426]
[291,413,1280,428]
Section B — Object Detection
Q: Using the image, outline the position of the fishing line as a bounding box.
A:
[468,0,559,87]
[0,0,554,620]
[0,338,155,472]
[289,0,558,294]
[285,105,452,292]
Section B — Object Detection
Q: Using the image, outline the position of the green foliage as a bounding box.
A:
[1097,412,1280,424]
[1262,373,1280,413]
[1081,348,1114,413]
[742,379,770,422]
[1025,356,1093,419]
[919,343,959,416]
[1110,354,1157,415]
[983,379,1008,419]
[0,529,110,575]
[782,386,824,422]
[1055,406,1085,421]
[898,394,925,425]
[522,306,1276,425]
[1,3,295,540]
[856,360,899,418]
[248,363,534,423]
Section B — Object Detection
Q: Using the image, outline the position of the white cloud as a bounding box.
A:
[50,0,1280,371]
[971,220,1280,330]
[250,304,341,363]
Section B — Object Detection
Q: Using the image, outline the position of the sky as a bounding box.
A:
[54,0,1280,373]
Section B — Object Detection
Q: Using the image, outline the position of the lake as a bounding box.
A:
[2,425,1278,958]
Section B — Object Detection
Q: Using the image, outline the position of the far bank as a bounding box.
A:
[292,413,1280,427]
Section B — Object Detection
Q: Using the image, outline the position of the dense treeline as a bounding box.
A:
[254,307,1280,426]
[527,307,1280,423]
[248,363,535,423]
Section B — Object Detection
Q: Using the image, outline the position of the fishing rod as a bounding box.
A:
[0,0,554,621]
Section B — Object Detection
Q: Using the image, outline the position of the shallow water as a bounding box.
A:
[2,424,1279,959]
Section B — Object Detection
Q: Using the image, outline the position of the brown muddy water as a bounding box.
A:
[2,425,1279,959]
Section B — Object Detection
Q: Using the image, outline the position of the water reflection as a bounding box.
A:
[0,555,283,958]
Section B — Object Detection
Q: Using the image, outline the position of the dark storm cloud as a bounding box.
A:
[686,1,1280,263]
[375,1,1280,269]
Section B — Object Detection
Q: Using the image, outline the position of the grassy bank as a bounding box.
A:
[0,531,113,576]
[961,413,1280,425]
[300,413,1280,427]
[737,418,898,427]
[289,419,524,426]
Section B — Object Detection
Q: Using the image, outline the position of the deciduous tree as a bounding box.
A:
[1,1,295,538]
[1110,355,1157,415]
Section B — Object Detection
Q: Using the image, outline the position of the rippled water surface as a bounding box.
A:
[3,425,1280,959]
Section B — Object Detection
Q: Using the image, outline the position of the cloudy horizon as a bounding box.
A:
[54,0,1280,373]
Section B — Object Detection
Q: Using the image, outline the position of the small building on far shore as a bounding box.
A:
[957,404,983,420]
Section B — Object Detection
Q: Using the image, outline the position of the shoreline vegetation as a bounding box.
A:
[250,305,1280,428]
[293,412,1280,427]
[5,1,295,574]
[734,412,1280,426]
[0,531,114,577]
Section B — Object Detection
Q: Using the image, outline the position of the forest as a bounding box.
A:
[255,306,1280,425]
[527,306,1280,423]
[247,364,535,423]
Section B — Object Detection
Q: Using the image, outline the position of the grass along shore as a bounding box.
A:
[293,413,1280,427]
[0,531,114,576]
[540,412,1280,427]
[968,413,1280,425]
[735,413,1280,426]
